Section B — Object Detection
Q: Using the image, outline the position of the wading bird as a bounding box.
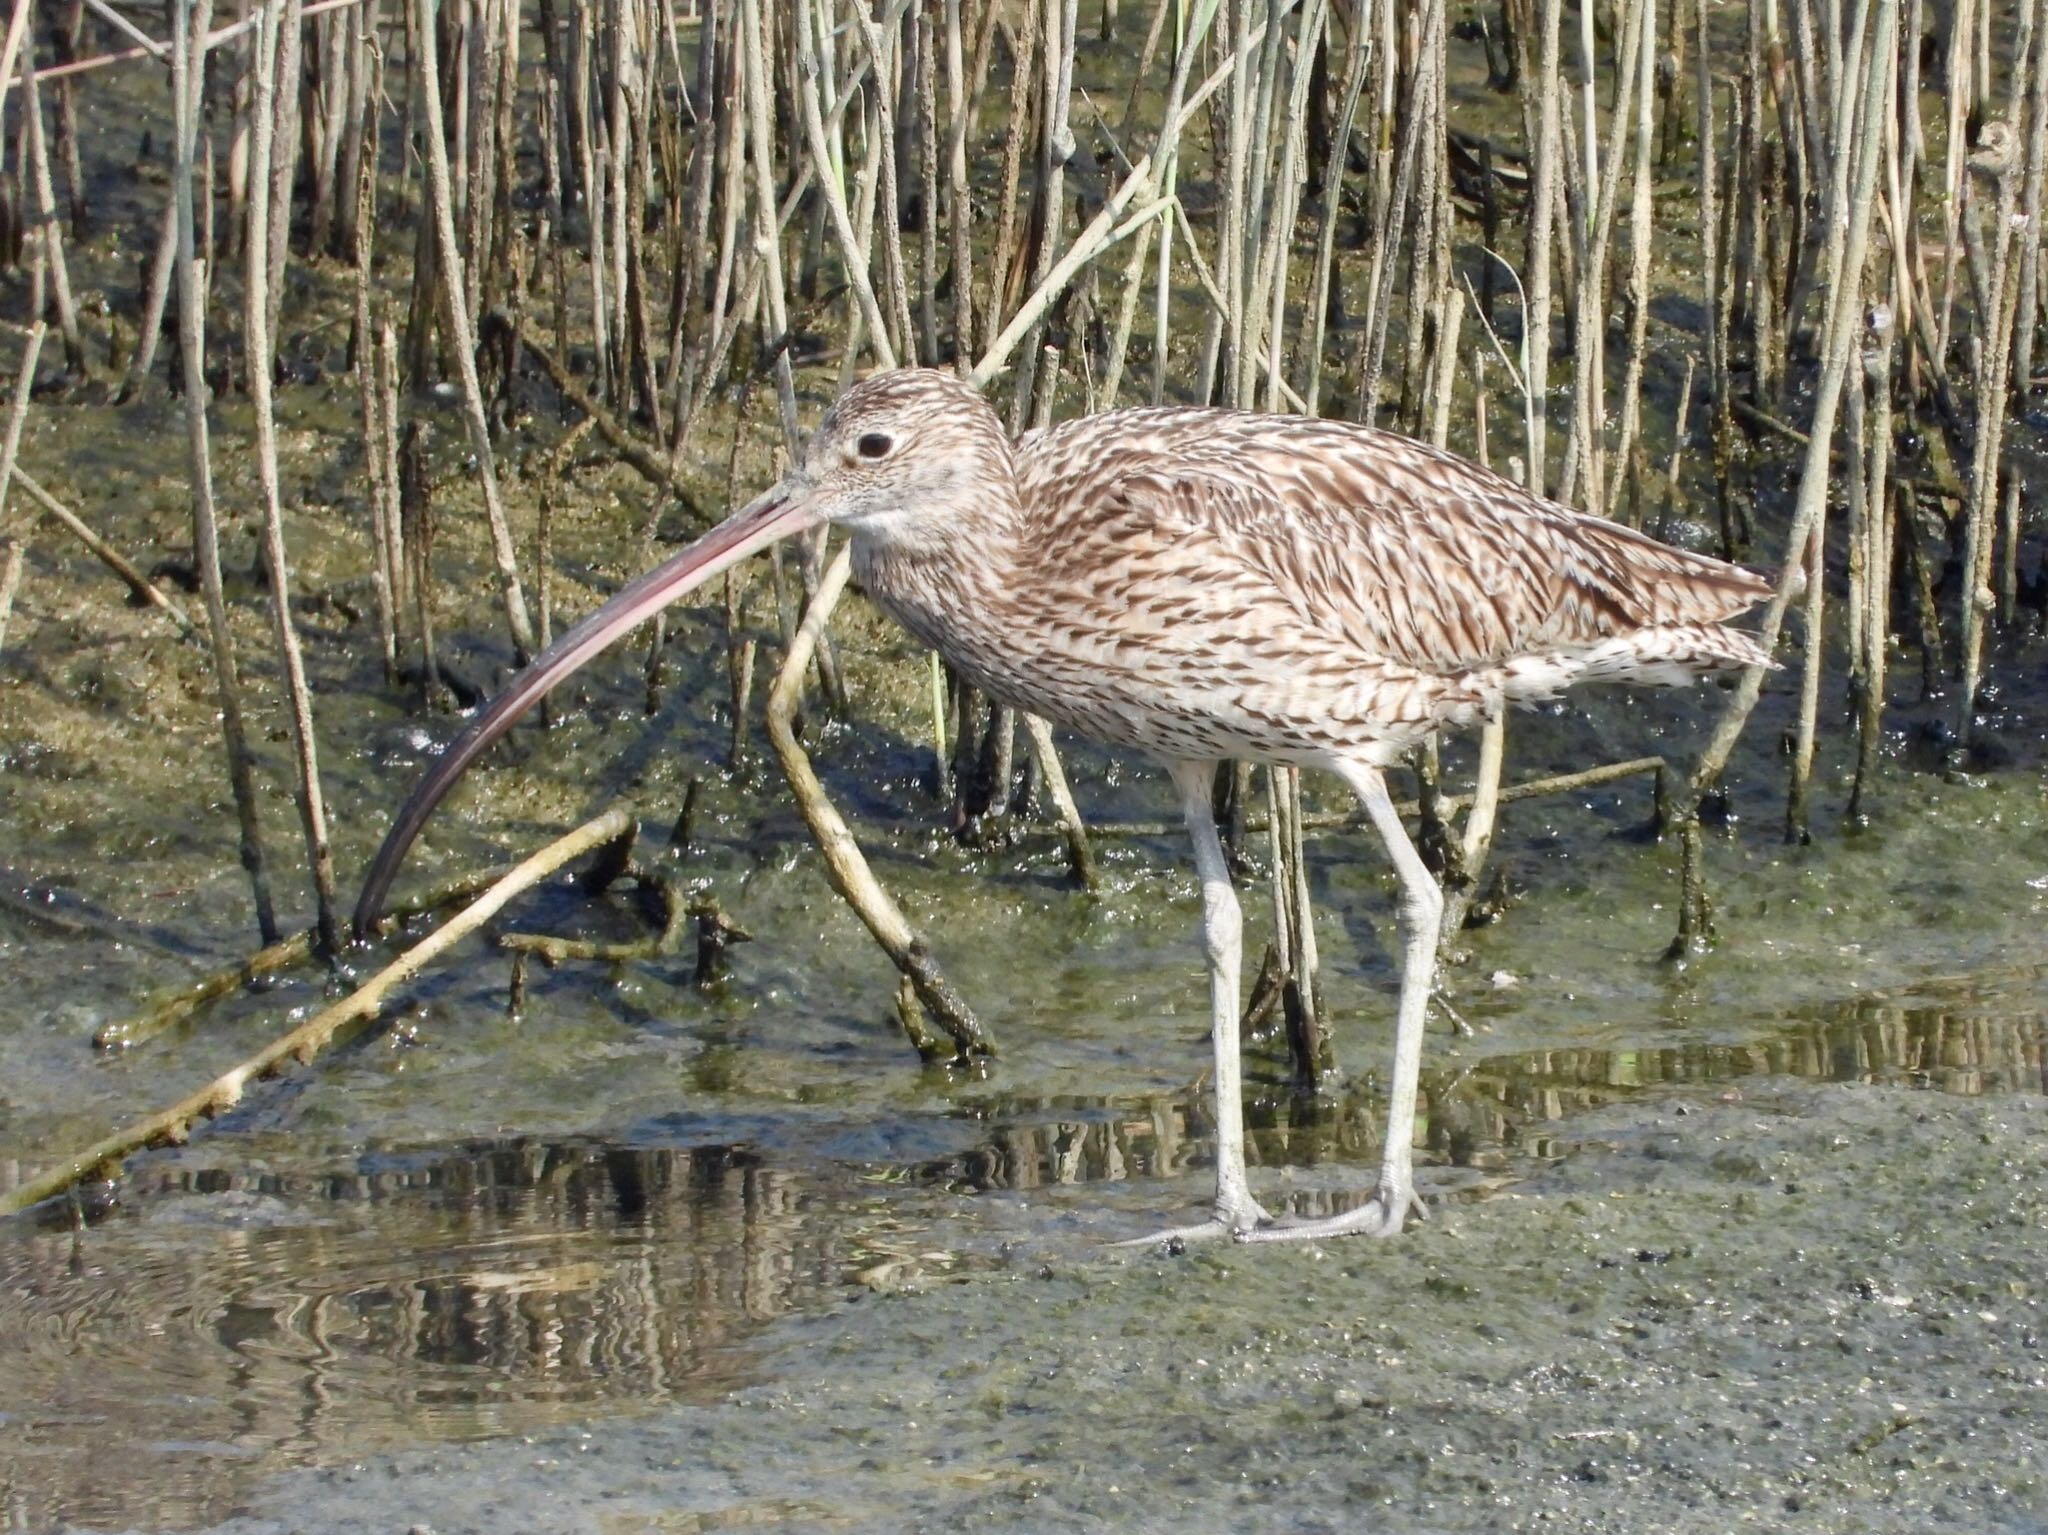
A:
[356,369,1770,1245]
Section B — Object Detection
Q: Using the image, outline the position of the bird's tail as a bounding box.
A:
[1573,622,1775,688]
[1483,622,1774,707]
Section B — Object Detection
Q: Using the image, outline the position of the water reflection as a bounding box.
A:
[0,1142,883,1532]
[0,984,2039,1531]
[928,992,2047,1202]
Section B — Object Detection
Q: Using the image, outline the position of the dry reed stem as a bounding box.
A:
[0,0,37,126]
[173,0,278,946]
[1608,0,1659,519]
[2,0,372,94]
[1683,0,1898,817]
[738,0,799,441]
[943,0,973,364]
[1520,0,1562,491]
[764,541,993,1057]
[0,535,20,652]
[122,200,178,394]
[18,36,85,374]
[13,0,2044,1075]
[413,0,535,662]
[1848,309,1896,822]
[0,314,44,526]
[355,265,399,678]
[0,808,637,1218]
[1021,712,1099,890]
[792,0,899,368]
[1301,0,1370,414]
[970,19,1246,389]
[244,0,340,955]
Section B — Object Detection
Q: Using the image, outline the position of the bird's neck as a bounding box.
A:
[848,477,1023,658]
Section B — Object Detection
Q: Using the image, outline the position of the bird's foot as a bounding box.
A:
[1113,1192,1276,1251]
[1235,1176,1424,1244]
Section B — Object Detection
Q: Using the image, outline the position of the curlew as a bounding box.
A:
[356,368,1770,1244]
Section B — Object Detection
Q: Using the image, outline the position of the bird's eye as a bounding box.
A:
[855,432,894,461]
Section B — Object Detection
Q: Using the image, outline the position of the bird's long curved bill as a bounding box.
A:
[353,486,819,936]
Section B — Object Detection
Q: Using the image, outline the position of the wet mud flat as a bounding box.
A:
[39,1077,2043,1535]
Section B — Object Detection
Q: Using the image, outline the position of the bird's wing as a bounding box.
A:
[1027,421,1768,678]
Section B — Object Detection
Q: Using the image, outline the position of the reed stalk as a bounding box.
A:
[244,0,341,954]
[174,0,279,945]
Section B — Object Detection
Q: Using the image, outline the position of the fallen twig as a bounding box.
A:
[521,332,705,523]
[498,861,693,965]
[1011,755,1671,842]
[7,467,195,635]
[1730,398,1962,504]
[95,859,531,1050]
[3,808,635,1217]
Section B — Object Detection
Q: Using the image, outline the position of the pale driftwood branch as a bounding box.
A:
[765,542,994,1057]
[2,808,636,1217]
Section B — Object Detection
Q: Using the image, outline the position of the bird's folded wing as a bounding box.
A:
[1030,437,1767,679]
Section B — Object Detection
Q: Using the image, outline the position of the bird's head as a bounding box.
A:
[351,368,1008,935]
[784,368,1014,550]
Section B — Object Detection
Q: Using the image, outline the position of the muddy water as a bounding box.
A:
[6,383,2048,1534]
[5,618,2048,1533]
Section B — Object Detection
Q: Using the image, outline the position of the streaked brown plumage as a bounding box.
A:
[850,374,1768,764]
[357,368,1771,1245]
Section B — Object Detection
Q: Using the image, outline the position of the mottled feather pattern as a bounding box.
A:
[837,372,1770,769]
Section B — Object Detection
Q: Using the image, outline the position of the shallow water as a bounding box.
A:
[8,397,2048,1526]
[4,724,2047,1529]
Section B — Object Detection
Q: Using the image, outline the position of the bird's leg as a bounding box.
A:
[1116,760,1275,1247]
[1243,761,1438,1243]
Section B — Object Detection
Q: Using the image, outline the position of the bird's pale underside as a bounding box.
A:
[357,367,1772,1248]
